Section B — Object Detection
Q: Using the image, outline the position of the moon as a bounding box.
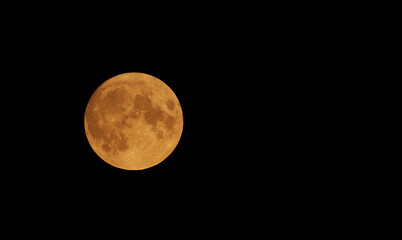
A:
[84,72,183,170]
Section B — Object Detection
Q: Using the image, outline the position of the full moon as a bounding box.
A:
[84,72,183,170]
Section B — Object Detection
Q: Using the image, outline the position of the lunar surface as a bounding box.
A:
[84,72,183,170]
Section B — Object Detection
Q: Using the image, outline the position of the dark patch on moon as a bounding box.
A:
[132,94,165,127]
[102,88,130,114]
[144,106,164,126]
[166,100,175,111]
[164,115,176,131]
[87,115,130,154]
[132,94,178,131]
[115,132,129,152]
[86,87,131,154]
[128,110,141,120]
[101,130,129,154]
[134,94,152,111]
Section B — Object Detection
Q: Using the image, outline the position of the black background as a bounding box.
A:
[2,4,361,234]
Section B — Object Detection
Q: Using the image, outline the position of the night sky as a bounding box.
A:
[3,4,357,235]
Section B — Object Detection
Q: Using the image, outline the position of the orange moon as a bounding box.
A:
[84,72,183,170]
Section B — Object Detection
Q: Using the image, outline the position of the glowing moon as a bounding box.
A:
[84,72,183,170]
